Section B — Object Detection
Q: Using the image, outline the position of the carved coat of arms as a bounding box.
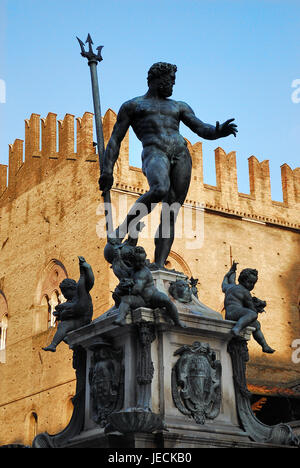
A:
[172,341,222,424]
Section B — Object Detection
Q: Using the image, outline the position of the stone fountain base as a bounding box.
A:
[32,270,299,449]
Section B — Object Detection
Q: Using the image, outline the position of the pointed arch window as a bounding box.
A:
[47,290,65,328]
[25,411,38,445]
[0,291,8,363]
[165,250,192,277]
[36,260,68,332]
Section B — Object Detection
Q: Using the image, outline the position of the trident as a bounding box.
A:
[77,34,113,240]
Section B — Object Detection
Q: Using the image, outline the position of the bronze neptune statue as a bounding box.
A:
[99,62,238,269]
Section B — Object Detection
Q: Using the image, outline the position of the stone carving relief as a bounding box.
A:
[89,342,124,428]
[136,320,156,411]
[169,279,193,303]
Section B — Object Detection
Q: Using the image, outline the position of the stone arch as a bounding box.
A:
[297,283,300,321]
[35,259,68,333]
[165,250,192,277]
[36,259,68,302]
[64,394,75,427]
[25,411,38,445]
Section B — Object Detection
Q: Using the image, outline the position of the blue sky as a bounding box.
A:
[1,0,300,201]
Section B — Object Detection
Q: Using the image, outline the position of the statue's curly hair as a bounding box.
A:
[133,246,146,256]
[238,268,258,285]
[147,62,177,85]
[122,245,146,266]
[59,278,77,290]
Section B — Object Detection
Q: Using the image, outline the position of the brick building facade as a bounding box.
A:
[0,109,299,445]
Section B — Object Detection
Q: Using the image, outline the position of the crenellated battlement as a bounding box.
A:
[0,110,299,229]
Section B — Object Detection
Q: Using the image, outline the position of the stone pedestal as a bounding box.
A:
[32,270,299,449]
[49,311,250,448]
